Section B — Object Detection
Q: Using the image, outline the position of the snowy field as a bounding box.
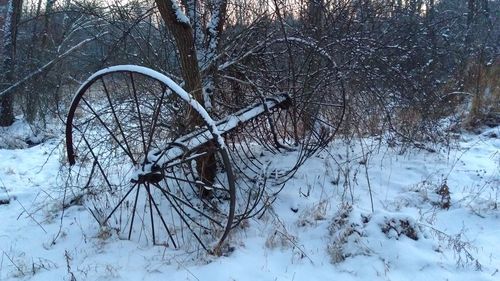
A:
[0,121,498,281]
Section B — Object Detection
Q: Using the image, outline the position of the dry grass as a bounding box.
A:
[462,59,500,129]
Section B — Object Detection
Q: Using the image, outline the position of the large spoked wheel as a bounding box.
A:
[65,66,235,253]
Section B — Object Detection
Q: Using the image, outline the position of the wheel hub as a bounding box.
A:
[131,164,163,184]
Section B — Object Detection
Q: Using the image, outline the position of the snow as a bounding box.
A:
[202,82,213,111]
[171,0,190,24]
[204,3,222,66]
[0,122,499,280]
[0,119,56,149]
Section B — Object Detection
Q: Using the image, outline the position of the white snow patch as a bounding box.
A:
[171,0,190,24]
[0,122,499,280]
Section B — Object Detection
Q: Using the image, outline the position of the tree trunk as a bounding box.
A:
[155,0,227,196]
[155,0,203,103]
[41,0,56,48]
[0,0,22,127]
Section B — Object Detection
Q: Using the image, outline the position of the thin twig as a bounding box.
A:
[15,200,47,234]
[1,251,23,276]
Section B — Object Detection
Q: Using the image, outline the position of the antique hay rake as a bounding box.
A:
[65,64,344,254]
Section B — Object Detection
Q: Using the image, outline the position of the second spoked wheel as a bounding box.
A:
[65,66,235,253]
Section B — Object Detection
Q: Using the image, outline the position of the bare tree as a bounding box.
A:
[0,0,22,126]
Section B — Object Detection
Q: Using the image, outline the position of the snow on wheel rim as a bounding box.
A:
[67,65,225,166]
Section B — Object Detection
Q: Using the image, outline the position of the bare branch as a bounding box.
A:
[0,33,108,99]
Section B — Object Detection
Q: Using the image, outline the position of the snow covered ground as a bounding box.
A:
[0,121,498,281]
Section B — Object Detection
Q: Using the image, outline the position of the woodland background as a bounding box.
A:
[0,0,498,139]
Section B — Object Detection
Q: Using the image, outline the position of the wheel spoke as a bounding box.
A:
[100,77,137,165]
[128,185,141,240]
[156,182,224,227]
[144,184,178,248]
[77,129,116,193]
[152,182,209,251]
[129,72,147,155]
[146,86,169,154]
[145,183,156,244]
[81,97,137,164]
[102,182,138,225]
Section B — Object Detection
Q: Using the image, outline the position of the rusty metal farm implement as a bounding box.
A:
[65,64,344,254]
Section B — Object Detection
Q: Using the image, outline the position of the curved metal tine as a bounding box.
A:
[150,141,191,170]
[193,176,229,213]
[172,156,223,210]
[152,182,210,252]
[239,129,266,168]
[159,184,223,228]
[291,88,325,100]
[271,110,289,142]
[162,150,208,170]
[144,183,178,248]
[274,110,288,143]
[149,120,211,165]
[211,174,232,205]
[252,117,280,149]
[304,121,323,145]
[228,133,247,171]
[166,198,215,248]
[100,76,137,166]
[226,146,255,181]
[162,174,216,190]
[80,97,137,164]
[163,169,224,227]
[240,122,267,160]
[275,110,290,143]
[171,151,200,197]
[253,118,278,152]
[311,114,341,130]
[228,160,267,222]
[236,180,265,221]
[225,154,244,183]
[128,72,148,156]
[231,132,262,175]
[234,120,267,160]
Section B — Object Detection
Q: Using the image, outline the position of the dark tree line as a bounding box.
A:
[0,0,498,143]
